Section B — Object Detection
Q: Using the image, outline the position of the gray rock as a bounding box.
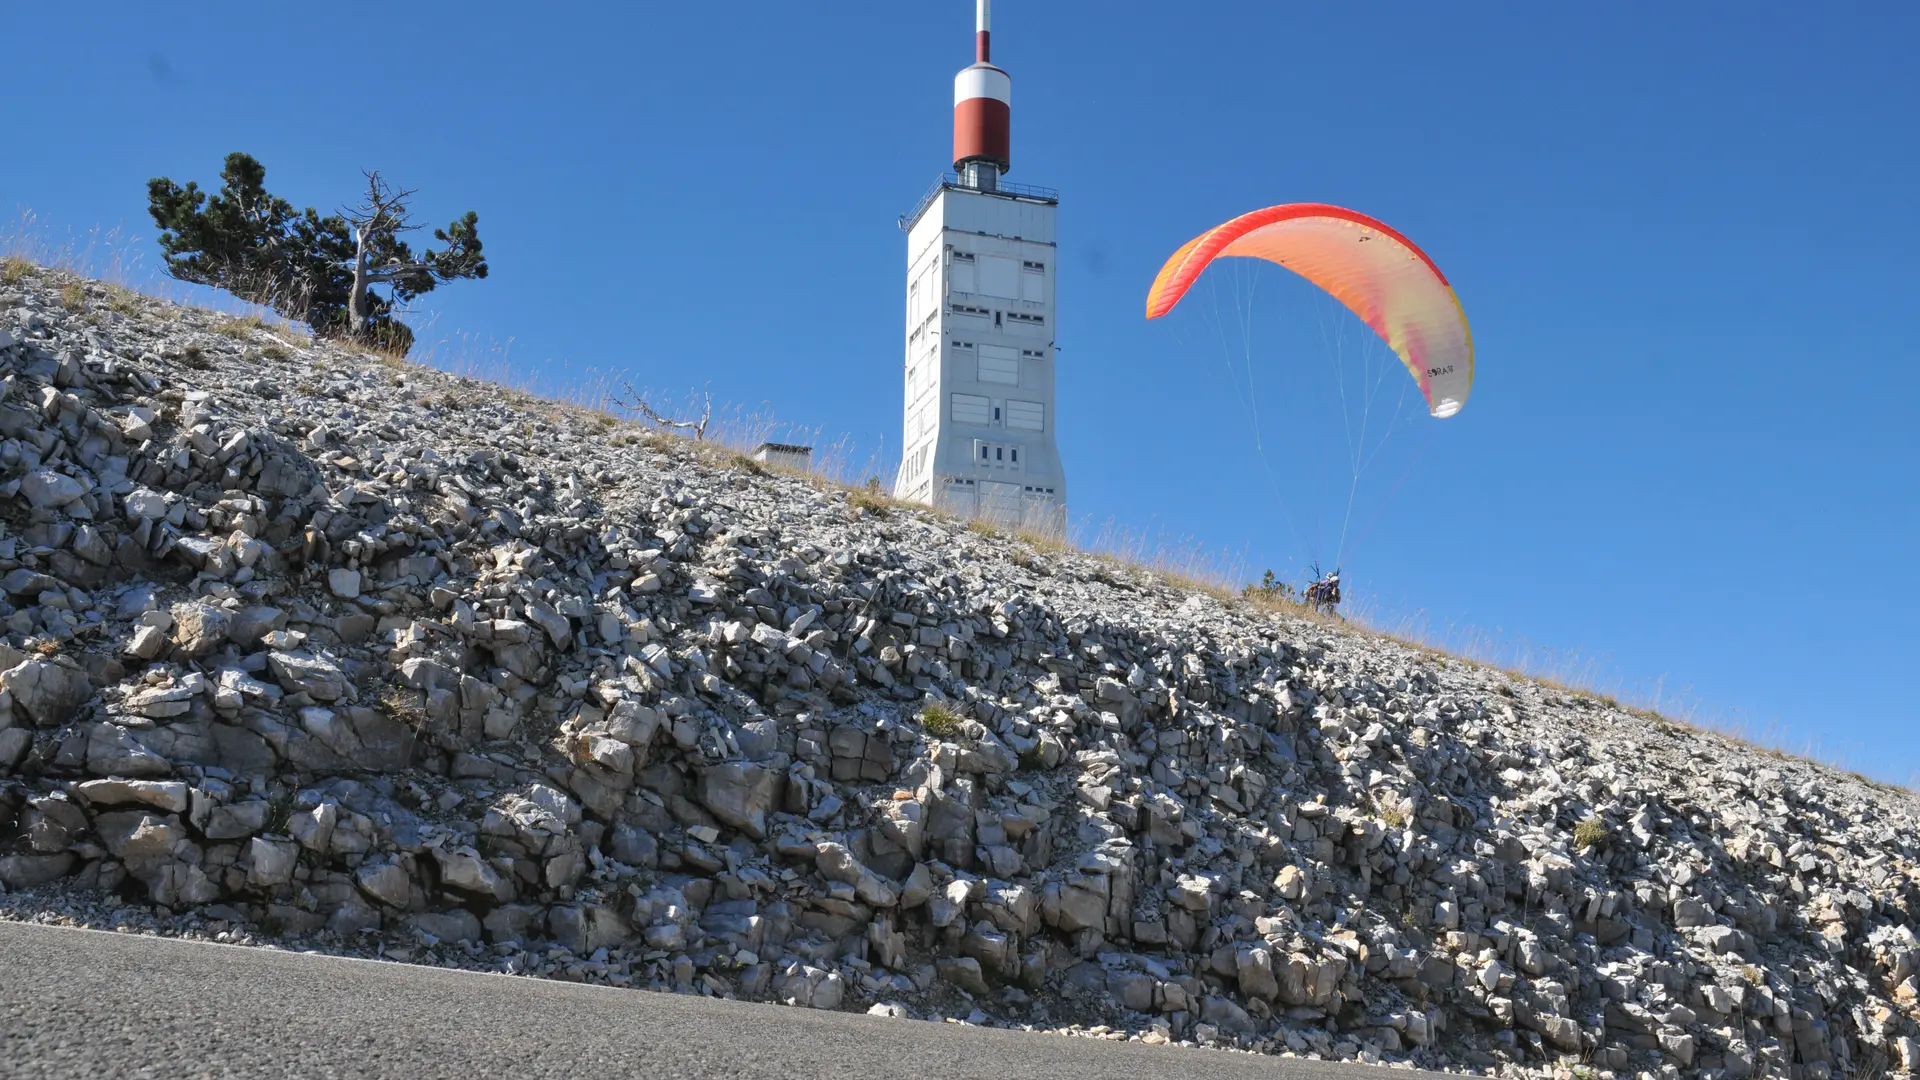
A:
[483,904,545,945]
[356,859,413,908]
[269,652,347,702]
[93,811,184,863]
[85,723,172,777]
[936,956,990,995]
[814,841,897,907]
[2,659,93,726]
[74,779,190,813]
[695,762,779,840]
[406,909,482,944]
[246,837,299,887]
[227,606,285,649]
[170,602,232,658]
[1234,944,1279,1001]
[202,800,272,840]
[432,845,511,901]
[122,488,170,520]
[548,904,630,953]
[20,468,85,508]
[0,852,76,889]
[328,568,361,599]
[523,600,571,650]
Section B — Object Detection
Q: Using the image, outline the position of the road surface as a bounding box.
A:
[0,920,1446,1079]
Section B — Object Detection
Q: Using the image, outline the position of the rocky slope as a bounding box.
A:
[0,266,1916,1079]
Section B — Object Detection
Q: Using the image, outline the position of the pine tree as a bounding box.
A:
[146,153,486,355]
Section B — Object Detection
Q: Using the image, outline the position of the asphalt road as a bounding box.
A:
[0,920,1444,1080]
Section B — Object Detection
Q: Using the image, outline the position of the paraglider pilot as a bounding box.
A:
[1305,568,1342,615]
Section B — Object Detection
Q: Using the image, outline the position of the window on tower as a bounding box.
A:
[970,440,1025,473]
[951,393,990,426]
[1021,260,1046,304]
[978,255,1021,299]
[977,344,1019,385]
[1007,400,1045,432]
[949,250,977,294]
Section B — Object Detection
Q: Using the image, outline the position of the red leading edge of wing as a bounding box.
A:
[1145,203,1451,320]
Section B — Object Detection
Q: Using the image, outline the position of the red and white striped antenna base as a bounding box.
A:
[953,0,1011,178]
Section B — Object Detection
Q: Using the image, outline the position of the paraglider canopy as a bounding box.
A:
[1145,203,1474,418]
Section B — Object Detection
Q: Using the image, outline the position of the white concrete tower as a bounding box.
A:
[894,0,1066,533]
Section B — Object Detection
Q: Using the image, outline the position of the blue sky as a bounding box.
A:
[4,2,1916,782]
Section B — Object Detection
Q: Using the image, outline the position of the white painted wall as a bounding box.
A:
[894,183,1066,533]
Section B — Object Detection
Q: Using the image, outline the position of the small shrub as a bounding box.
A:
[1573,814,1608,851]
[177,343,210,370]
[1243,568,1296,604]
[919,702,962,738]
[378,686,427,727]
[728,452,766,475]
[265,795,294,835]
[58,281,86,311]
[1380,806,1408,830]
[261,343,290,361]
[0,257,29,285]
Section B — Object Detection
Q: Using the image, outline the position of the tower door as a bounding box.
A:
[939,482,978,518]
[979,480,1024,525]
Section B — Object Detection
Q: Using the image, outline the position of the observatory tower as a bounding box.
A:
[894,0,1066,532]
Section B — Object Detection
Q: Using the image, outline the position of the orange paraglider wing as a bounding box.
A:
[1145,203,1473,418]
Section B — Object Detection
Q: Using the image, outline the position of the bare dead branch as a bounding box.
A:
[344,170,421,235]
[613,383,712,440]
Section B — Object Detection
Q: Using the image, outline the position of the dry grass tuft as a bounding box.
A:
[1,257,29,286]
[1015,527,1070,555]
[105,283,142,316]
[214,315,266,339]
[848,484,897,518]
[58,281,86,311]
